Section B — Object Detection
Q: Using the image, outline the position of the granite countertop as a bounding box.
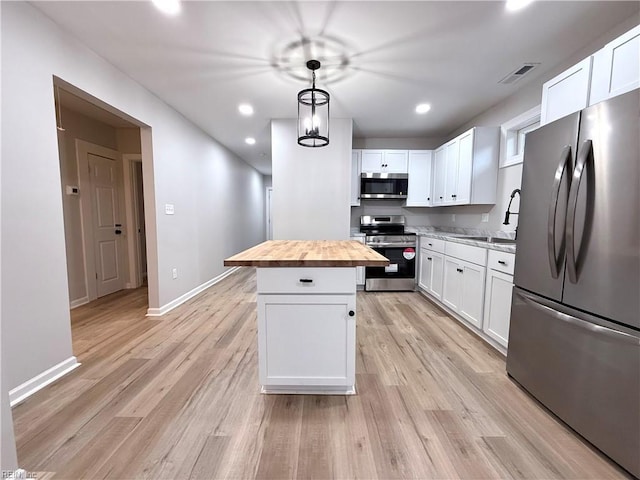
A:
[223,240,390,267]
[406,227,517,253]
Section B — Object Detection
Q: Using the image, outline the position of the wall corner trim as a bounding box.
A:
[9,357,80,407]
[146,267,240,317]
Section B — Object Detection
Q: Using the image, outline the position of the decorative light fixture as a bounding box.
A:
[297,60,330,147]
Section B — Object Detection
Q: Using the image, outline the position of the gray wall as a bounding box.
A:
[272,119,352,240]
[1,1,265,400]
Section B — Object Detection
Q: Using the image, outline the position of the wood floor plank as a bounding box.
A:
[12,268,628,479]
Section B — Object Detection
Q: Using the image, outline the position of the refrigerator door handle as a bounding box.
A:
[566,139,592,284]
[547,145,571,279]
[517,290,640,344]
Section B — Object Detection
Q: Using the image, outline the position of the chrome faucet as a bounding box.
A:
[504,188,521,237]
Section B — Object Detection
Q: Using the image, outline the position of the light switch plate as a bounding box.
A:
[481,213,489,222]
[165,204,175,215]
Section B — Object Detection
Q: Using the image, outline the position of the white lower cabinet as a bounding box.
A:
[419,248,444,301]
[442,257,485,329]
[482,250,516,348]
[483,269,514,348]
[256,268,357,394]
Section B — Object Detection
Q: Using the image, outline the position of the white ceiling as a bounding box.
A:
[33,1,639,175]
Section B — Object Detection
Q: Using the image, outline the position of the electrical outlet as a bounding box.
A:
[451,214,456,222]
[481,213,489,222]
[165,204,175,215]
[172,268,178,279]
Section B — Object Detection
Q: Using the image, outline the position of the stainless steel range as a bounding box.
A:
[360,215,416,291]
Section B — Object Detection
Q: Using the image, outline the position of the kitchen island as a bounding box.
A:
[224,240,389,394]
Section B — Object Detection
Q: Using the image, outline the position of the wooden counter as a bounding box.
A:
[223,240,389,267]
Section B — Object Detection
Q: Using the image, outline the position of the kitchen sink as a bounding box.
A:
[462,236,516,244]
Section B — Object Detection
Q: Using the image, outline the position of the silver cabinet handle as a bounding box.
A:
[517,290,639,344]
[566,139,592,284]
[547,145,571,279]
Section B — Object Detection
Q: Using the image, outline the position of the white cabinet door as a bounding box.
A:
[384,150,409,173]
[442,257,462,311]
[590,24,640,105]
[407,150,432,206]
[258,294,355,387]
[432,147,446,206]
[458,259,486,329]
[444,140,459,205]
[428,251,444,301]
[483,269,514,348]
[351,150,361,206]
[455,130,473,205]
[361,150,384,172]
[541,56,593,125]
[418,248,432,291]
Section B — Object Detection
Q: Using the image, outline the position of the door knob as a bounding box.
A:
[115,229,122,235]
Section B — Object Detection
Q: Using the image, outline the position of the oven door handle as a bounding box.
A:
[366,242,416,248]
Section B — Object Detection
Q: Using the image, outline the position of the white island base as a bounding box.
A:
[256,267,357,395]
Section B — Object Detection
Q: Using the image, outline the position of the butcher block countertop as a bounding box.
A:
[224,240,390,267]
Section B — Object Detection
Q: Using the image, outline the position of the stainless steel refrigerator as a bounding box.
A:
[507,88,640,478]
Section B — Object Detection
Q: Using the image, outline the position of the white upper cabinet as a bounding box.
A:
[541,25,640,125]
[433,127,499,206]
[351,150,361,206]
[590,24,640,106]
[406,150,432,207]
[432,147,447,206]
[541,56,593,126]
[361,150,408,173]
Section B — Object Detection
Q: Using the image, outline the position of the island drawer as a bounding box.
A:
[488,250,516,275]
[257,267,356,294]
[421,237,445,253]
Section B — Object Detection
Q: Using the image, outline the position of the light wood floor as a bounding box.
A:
[13,268,628,479]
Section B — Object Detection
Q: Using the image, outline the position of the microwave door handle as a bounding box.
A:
[566,139,592,284]
[547,145,571,279]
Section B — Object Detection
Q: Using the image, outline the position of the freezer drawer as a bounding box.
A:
[507,288,640,478]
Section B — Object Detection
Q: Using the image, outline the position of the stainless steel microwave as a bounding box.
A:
[360,173,408,199]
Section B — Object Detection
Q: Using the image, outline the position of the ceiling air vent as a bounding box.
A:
[499,63,540,85]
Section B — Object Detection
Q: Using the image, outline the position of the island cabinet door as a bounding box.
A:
[257,294,356,387]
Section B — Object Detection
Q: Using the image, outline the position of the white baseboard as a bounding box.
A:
[9,356,80,407]
[146,267,239,317]
[70,296,90,309]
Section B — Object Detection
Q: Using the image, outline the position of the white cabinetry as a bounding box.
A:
[541,56,593,126]
[432,147,446,206]
[541,25,640,125]
[483,250,515,348]
[406,150,433,207]
[434,127,499,206]
[590,24,640,106]
[361,150,408,173]
[418,237,444,300]
[256,267,356,394]
[351,150,361,206]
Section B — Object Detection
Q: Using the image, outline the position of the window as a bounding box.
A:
[500,105,541,168]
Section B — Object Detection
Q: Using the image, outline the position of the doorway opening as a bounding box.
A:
[54,78,150,315]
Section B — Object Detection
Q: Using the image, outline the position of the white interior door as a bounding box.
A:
[89,153,125,297]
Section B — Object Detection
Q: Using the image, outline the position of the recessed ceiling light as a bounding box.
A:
[415,103,431,114]
[506,0,534,12]
[245,137,256,145]
[238,104,254,116]
[152,0,181,15]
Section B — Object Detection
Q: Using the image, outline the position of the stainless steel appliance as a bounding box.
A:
[507,89,639,478]
[360,215,416,291]
[360,173,408,199]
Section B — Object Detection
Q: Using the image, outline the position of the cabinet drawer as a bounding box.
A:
[445,242,487,266]
[421,237,445,253]
[257,267,356,294]
[488,250,515,275]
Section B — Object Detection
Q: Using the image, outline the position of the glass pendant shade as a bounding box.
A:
[297,60,330,147]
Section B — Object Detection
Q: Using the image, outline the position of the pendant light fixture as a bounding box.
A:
[297,60,329,147]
